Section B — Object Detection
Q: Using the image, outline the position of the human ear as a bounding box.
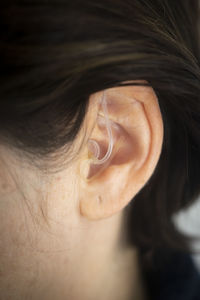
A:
[77,81,164,220]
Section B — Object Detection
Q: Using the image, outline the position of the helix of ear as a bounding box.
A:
[80,90,116,181]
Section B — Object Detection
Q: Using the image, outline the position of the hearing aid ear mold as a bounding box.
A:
[87,139,100,160]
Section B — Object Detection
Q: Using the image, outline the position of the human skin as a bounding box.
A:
[0,81,163,300]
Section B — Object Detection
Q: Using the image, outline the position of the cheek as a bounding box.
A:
[0,204,40,293]
[0,195,77,299]
[0,201,59,299]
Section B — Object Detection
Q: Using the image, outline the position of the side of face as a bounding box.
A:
[0,147,83,298]
[0,81,164,299]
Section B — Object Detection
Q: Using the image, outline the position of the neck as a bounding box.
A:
[66,212,149,300]
[97,247,148,300]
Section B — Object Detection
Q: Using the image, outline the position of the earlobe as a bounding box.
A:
[78,83,164,220]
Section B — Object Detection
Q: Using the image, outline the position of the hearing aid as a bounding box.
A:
[80,90,121,180]
[87,90,114,164]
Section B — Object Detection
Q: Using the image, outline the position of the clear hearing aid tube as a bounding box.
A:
[87,90,114,165]
[80,90,125,180]
[79,90,116,180]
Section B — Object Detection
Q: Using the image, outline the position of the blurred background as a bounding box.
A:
[172,0,200,272]
[173,197,200,271]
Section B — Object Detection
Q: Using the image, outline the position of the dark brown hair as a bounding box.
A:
[1,0,200,271]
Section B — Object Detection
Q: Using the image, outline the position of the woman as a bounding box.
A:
[0,1,200,299]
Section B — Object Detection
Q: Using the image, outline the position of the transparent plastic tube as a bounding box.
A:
[87,90,114,165]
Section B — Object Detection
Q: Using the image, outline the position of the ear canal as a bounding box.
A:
[87,139,101,160]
